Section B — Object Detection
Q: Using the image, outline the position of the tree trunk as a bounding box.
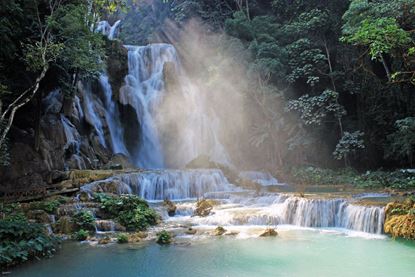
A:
[380,53,392,82]
[34,90,43,151]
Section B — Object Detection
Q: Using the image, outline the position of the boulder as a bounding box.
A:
[194,199,218,217]
[98,236,112,245]
[214,226,227,236]
[163,199,177,217]
[259,228,278,237]
[106,153,134,170]
[53,216,76,234]
[26,210,53,224]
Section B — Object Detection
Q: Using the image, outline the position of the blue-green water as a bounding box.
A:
[10,229,415,277]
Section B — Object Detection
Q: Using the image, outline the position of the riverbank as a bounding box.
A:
[2,167,415,272]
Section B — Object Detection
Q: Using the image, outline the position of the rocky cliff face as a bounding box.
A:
[0,42,131,191]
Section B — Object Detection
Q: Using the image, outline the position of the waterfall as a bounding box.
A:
[81,169,235,200]
[119,43,230,168]
[61,115,86,169]
[239,171,280,186]
[99,74,128,155]
[96,20,121,40]
[81,82,107,147]
[278,197,385,234]
[120,44,175,168]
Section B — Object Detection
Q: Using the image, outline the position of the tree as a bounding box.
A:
[0,0,63,158]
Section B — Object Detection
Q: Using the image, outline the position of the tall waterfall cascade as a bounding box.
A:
[77,20,386,238]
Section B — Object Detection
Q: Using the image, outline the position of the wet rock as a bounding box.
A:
[79,191,90,202]
[225,231,239,236]
[53,216,76,234]
[259,228,278,237]
[115,223,126,232]
[106,153,134,170]
[195,199,217,217]
[128,232,148,243]
[384,201,415,239]
[185,228,197,235]
[98,236,112,245]
[26,210,52,224]
[95,220,115,232]
[164,199,177,217]
[214,226,227,236]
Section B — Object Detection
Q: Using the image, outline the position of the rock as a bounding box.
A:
[95,220,116,232]
[115,223,127,232]
[259,228,278,237]
[163,199,177,217]
[98,236,112,245]
[79,191,90,202]
[106,153,134,170]
[47,170,70,184]
[53,216,76,234]
[128,232,148,243]
[26,210,52,224]
[195,199,218,217]
[185,228,197,235]
[43,89,63,114]
[214,226,227,236]
[384,200,415,239]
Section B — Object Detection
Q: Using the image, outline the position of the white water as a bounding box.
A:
[96,20,121,40]
[80,167,385,234]
[81,82,107,147]
[81,169,236,200]
[119,44,173,168]
[239,171,280,186]
[119,43,230,168]
[61,115,86,169]
[99,74,128,155]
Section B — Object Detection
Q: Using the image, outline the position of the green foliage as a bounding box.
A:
[291,166,415,189]
[156,230,172,245]
[96,194,159,231]
[287,90,346,125]
[0,220,58,268]
[116,233,128,243]
[29,199,62,214]
[73,211,96,232]
[342,17,411,61]
[72,229,89,241]
[333,131,365,160]
[386,117,415,165]
[0,203,26,222]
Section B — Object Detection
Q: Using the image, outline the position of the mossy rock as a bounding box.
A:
[214,226,227,236]
[53,216,76,234]
[384,200,415,239]
[195,199,218,217]
[259,228,278,237]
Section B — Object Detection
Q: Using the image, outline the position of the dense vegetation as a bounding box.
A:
[116,0,415,172]
[0,0,414,173]
[0,203,58,268]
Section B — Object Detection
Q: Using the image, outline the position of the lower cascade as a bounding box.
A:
[80,169,385,234]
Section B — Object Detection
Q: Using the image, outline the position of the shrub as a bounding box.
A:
[73,210,96,232]
[72,229,89,241]
[156,230,172,245]
[0,203,26,222]
[29,199,62,214]
[116,233,128,244]
[0,220,58,268]
[96,195,159,231]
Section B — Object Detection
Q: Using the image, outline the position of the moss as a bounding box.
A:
[384,200,415,239]
[156,230,172,245]
[195,199,218,217]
